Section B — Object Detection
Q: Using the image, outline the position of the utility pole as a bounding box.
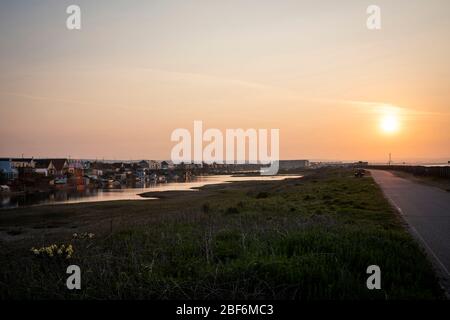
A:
[388,153,392,166]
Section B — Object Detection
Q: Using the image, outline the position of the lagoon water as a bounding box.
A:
[0,175,301,209]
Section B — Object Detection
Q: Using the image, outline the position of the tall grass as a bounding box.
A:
[0,169,444,299]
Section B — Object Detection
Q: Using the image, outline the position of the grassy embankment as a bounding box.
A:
[0,169,444,299]
[390,170,450,192]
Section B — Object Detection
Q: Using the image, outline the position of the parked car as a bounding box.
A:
[354,169,365,177]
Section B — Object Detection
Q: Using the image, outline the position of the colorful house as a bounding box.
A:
[34,159,56,176]
[0,158,18,181]
[49,159,69,175]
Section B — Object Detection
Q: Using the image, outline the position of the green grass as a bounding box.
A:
[0,169,444,299]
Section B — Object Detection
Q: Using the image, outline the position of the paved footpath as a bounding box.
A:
[370,170,450,294]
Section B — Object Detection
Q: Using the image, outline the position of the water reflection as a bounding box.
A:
[0,175,301,209]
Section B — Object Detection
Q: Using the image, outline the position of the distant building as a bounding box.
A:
[114,172,127,182]
[11,157,35,168]
[112,162,125,172]
[175,162,196,170]
[67,159,84,176]
[34,159,56,176]
[0,158,18,181]
[136,168,146,180]
[50,159,69,175]
[149,160,160,170]
[279,160,310,170]
[85,161,104,178]
[161,161,169,170]
[138,160,149,168]
[82,160,91,170]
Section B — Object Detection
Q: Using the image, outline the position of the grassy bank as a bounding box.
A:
[390,170,450,192]
[0,169,444,299]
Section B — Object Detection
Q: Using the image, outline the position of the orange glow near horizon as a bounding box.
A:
[0,1,449,163]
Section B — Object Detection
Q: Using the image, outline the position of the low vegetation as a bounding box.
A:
[0,169,444,299]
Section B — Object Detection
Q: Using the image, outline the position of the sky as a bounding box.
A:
[0,0,449,163]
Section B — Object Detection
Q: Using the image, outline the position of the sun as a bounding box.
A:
[380,114,399,134]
